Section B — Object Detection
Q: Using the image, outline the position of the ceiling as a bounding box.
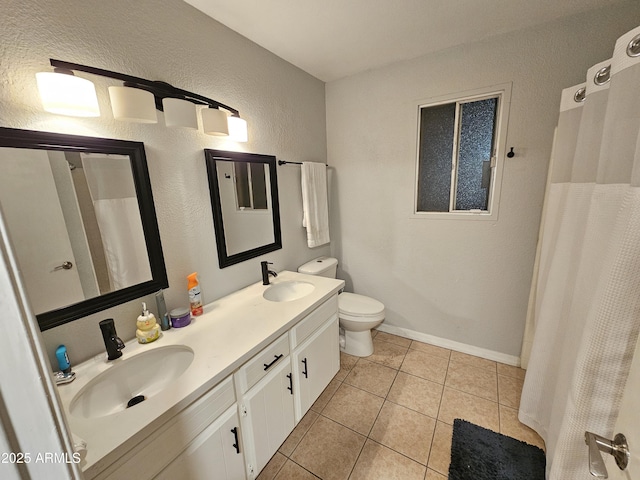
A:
[183,0,624,82]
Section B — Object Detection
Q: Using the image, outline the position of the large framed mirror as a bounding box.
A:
[0,127,168,331]
[205,149,282,268]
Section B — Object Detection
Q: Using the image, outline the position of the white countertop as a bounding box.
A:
[55,271,344,478]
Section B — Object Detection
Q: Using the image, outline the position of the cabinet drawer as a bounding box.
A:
[236,332,289,394]
[97,376,235,480]
[290,295,338,349]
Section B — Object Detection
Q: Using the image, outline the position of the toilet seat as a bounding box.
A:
[338,293,385,322]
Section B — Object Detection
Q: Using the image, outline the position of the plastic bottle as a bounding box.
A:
[136,302,160,344]
[188,272,203,316]
[56,345,71,374]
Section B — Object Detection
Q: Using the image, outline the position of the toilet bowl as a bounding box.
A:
[298,257,385,357]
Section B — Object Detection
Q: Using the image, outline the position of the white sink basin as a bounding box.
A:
[263,281,315,302]
[69,345,194,419]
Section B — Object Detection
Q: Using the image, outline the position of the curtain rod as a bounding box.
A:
[278,160,328,166]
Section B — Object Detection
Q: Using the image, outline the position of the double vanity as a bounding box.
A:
[57,271,344,479]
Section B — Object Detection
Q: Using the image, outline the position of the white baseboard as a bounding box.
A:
[376,324,521,367]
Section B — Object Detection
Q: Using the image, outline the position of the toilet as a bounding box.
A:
[298,257,385,357]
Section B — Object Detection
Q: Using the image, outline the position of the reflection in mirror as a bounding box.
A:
[0,128,167,330]
[205,149,281,268]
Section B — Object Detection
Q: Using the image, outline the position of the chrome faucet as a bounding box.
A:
[99,318,125,360]
[261,261,277,285]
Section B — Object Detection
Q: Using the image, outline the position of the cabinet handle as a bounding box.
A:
[263,353,284,371]
[302,358,308,378]
[286,373,293,394]
[231,427,240,454]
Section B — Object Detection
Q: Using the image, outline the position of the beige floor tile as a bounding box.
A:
[335,352,359,381]
[279,410,319,456]
[344,359,397,397]
[367,339,409,370]
[497,362,526,380]
[499,405,545,451]
[445,359,498,402]
[322,383,384,435]
[374,331,412,348]
[450,350,497,371]
[310,377,341,413]
[274,460,318,480]
[387,371,442,418]
[291,416,365,480]
[257,452,287,480]
[409,341,451,360]
[498,374,524,408]
[438,387,499,432]
[369,401,436,464]
[400,349,449,384]
[349,440,426,480]
[427,421,453,476]
[425,468,448,480]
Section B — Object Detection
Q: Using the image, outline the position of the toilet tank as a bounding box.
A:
[298,256,338,278]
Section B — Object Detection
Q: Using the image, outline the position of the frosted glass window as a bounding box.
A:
[456,98,497,210]
[416,94,499,213]
[234,162,268,210]
[416,103,455,212]
[249,163,268,210]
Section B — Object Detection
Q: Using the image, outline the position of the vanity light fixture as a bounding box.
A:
[109,86,157,123]
[163,97,198,129]
[202,107,229,135]
[36,69,100,117]
[228,115,248,143]
[36,59,247,141]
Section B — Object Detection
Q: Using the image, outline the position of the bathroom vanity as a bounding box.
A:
[56,271,344,480]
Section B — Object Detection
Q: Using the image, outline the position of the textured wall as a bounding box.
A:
[0,0,329,366]
[326,3,640,357]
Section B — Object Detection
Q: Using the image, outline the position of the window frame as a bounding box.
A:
[412,83,511,221]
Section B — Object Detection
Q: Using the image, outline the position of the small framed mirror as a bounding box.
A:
[205,149,282,268]
[0,127,168,330]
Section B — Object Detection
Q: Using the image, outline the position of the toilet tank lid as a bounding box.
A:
[298,256,338,275]
[339,292,385,316]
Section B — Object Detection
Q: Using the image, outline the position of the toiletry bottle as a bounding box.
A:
[188,272,203,316]
[56,345,71,374]
[155,289,171,331]
[136,302,161,344]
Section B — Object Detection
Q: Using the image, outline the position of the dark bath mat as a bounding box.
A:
[448,419,545,480]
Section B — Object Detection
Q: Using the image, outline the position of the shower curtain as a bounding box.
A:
[519,26,640,479]
[82,154,151,291]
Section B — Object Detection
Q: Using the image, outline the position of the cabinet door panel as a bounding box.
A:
[241,358,295,477]
[292,317,339,421]
[155,405,245,480]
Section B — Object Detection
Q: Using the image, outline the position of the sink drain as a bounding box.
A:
[126,395,146,408]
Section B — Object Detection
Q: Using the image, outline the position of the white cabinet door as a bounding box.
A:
[292,317,340,421]
[240,357,295,478]
[155,404,245,480]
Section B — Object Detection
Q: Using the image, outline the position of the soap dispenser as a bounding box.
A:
[136,302,161,344]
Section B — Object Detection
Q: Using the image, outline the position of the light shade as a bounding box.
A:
[228,116,248,142]
[36,72,100,117]
[202,108,229,136]
[163,97,198,129]
[108,86,157,123]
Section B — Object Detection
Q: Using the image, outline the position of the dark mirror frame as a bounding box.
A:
[205,149,282,268]
[0,127,168,331]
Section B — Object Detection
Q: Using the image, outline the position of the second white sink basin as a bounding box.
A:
[263,281,315,302]
[69,345,194,419]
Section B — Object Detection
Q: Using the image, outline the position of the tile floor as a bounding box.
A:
[257,330,545,480]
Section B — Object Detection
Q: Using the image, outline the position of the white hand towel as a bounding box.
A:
[301,162,330,248]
